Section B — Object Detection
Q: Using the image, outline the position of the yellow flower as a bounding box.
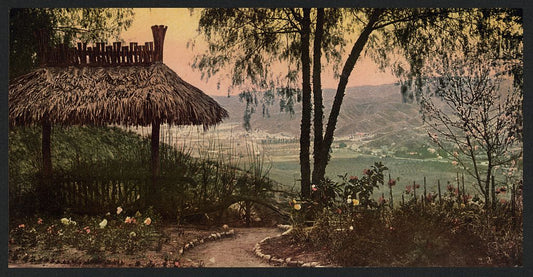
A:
[352,199,360,206]
[99,219,108,229]
[293,204,302,210]
[460,203,466,209]
[144,217,152,226]
[60,218,70,225]
[292,199,297,204]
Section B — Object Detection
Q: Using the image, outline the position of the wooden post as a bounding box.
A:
[456,172,461,203]
[151,119,161,199]
[388,173,393,209]
[151,25,168,62]
[461,173,466,204]
[423,176,427,205]
[413,180,417,204]
[437,179,442,204]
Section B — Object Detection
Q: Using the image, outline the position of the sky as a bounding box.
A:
[120,8,398,96]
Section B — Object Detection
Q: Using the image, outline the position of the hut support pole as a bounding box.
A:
[42,117,52,178]
[151,120,161,199]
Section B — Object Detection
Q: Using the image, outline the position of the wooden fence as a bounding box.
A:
[52,176,149,214]
[42,41,156,67]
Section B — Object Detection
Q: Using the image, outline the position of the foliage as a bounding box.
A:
[9,208,162,261]
[290,173,522,266]
[9,126,275,223]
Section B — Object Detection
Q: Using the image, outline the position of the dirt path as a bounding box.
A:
[181,227,282,267]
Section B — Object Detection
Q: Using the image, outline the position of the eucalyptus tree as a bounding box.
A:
[192,8,522,201]
[193,8,345,197]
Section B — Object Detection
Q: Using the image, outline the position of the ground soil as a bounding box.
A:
[259,235,336,266]
[181,227,282,267]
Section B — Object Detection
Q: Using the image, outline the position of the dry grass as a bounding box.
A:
[9,63,228,127]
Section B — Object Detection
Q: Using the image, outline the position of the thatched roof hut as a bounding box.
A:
[9,63,228,127]
[9,25,228,195]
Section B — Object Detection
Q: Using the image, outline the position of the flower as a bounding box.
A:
[363,169,370,175]
[18,224,25,228]
[349,226,354,231]
[144,217,152,226]
[460,203,466,209]
[105,212,111,216]
[293,204,302,210]
[99,219,108,229]
[453,151,459,157]
[347,198,352,204]
[60,218,70,225]
[311,184,317,191]
[222,224,229,230]
[116,206,123,215]
[452,161,458,166]
[125,216,133,224]
[388,179,396,187]
[405,185,412,193]
[37,218,43,225]
[350,176,358,181]
[83,226,91,234]
[129,231,137,237]
[352,199,360,206]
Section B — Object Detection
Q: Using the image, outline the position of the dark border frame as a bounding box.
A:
[1,1,531,276]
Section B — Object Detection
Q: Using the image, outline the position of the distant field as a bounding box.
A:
[267,145,481,202]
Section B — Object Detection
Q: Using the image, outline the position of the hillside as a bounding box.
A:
[213,83,427,149]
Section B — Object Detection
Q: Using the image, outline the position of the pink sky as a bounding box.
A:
[121,8,398,96]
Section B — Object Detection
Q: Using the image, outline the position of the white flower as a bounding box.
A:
[116,206,123,215]
[99,219,108,229]
[129,231,136,237]
[349,226,354,231]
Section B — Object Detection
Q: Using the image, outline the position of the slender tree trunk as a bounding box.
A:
[151,120,161,200]
[299,8,312,198]
[311,8,325,187]
[315,9,383,181]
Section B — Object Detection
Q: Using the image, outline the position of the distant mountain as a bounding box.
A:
[212,83,425,142]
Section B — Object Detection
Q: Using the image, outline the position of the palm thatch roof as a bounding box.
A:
[9,62,228,127]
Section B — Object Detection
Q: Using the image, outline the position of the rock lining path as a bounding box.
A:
[181,227,282,267]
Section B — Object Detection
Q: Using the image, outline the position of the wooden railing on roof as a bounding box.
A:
[37,25,168,67]
[44,41,155,67]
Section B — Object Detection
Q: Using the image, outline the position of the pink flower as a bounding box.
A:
[311,184,317,191]
[144,217,152,226]
[350,176,358,181]
[363,169,370,175]
[388,179,396,187]
[18,224,25,228]
[405,185,412,193]
[83,226,91,234]
[125,217,133,224]
[37,218,43,225]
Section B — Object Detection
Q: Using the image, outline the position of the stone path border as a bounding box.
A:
[179,229,235,256]
[252,225,324,267]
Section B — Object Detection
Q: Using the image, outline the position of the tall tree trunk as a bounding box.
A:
[311,8,325,187]
[315,9,383,181]
[299,8,312,198]
[151,120,161,201]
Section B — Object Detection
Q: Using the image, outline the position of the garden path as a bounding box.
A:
[181,227,282,267]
